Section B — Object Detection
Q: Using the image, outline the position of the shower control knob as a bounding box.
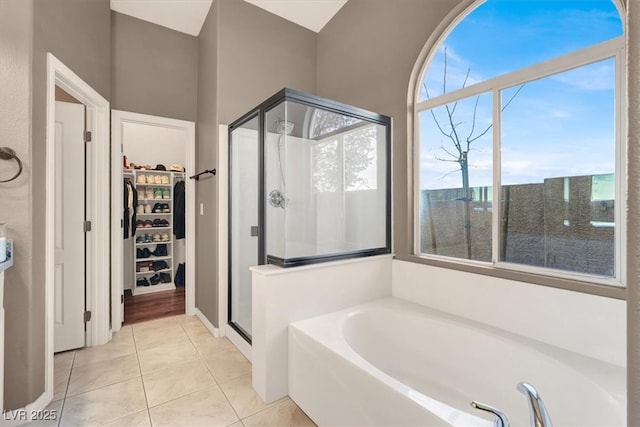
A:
[269,190,287,209]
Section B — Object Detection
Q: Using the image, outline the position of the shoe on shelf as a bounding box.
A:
[155,175,163,184]
[136,234,145,244]
[136,261,152,272]
[136,277,150,287]
[159,272,172,283]
[144,234,153,243]
[145,187,154,200]
[160,232,170,242]
[152,202,162,213]
[160,219,170,227]
[162,188,170,199]
[136,205,144,215]
[137,247,152,258]
[144,204,152,214]
[136,174,146,184]
[152,243,168,257]
[149,274,161,285]
[154,188,163,199]
[152,260,169,271]
[152,233,161,242]
[162,203,171,213]
[161,175,170,185]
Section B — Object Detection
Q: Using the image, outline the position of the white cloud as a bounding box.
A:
[552,61,615,91]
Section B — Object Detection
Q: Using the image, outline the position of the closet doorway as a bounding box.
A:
[111,111,195,330]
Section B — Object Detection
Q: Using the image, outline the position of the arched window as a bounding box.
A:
[413,0,625,285]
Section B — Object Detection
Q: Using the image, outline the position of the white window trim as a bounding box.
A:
[412,34,626,287]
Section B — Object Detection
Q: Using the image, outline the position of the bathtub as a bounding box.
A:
[288,297,625,426]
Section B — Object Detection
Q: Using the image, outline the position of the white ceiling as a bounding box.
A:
[244,0,347,33]
[110,0,348,36]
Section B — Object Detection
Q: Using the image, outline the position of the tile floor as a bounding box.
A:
[28,315,316,427]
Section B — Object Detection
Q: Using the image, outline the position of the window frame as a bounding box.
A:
[413,32,627,290]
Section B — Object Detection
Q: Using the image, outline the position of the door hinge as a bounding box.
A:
[121,219,124,229]
[84,311,92,323]
[83,220,92,232]
[84,130,92,142]
[121,294,124,304]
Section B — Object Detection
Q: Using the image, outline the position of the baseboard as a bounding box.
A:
[225,324,252,362]
[193,308,221,338]
[2,390,50,426]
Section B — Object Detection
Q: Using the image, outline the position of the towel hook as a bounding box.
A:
[0,147,23,183]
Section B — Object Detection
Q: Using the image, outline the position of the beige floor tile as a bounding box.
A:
[132,316,180,333]
[219,373,280,419]
[73,329,136,367]
[67,353,140,396]
[204,349,252,383]
[194,336,237,359]
[54,351,75,372]
[137,339,199,374]
[149,385,239,427]
[20,398,64,427]
[227,423,244,427]
[143,359,215,407]
[134,323,189,351]
[53,368,70,401]
[242,399,316,427]
[181,318,214,341]
[178,314,202,326]
[102,410,151,427]
[61,378,147,427]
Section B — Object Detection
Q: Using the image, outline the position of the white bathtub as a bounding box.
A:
[288,297,625,426]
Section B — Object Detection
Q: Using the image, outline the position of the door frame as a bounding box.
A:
[110,110,196,331]
[45,53,110,403]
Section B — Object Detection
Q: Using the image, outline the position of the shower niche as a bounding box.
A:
[228,88,390,341]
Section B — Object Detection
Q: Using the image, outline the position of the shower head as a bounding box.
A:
[276,120,294,135]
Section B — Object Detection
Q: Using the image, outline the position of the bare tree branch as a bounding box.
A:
[439,143,460,160]
[466,95,481,148]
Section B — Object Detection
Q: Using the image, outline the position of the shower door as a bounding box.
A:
[229,115,260,341]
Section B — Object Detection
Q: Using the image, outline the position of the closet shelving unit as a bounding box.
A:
[125,169,184,295]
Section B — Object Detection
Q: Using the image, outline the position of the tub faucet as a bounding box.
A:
[517,382,553,427]
[470,400,509,427]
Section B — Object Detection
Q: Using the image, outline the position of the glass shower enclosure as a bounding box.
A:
[228,88,391,342]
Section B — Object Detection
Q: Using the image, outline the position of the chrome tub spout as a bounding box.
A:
[517,382,553,427]
[470,400,509,427]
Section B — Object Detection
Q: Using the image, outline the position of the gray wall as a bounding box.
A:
[195,0,317,326]
[111,11,198,121]
[217,0,317,124]
[316,0,463,260]
[0,0,36,410]
[0,0,111,409]
[627,2,640,424]
[196,0,220,324]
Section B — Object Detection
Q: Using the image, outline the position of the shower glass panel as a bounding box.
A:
[229,114,259,340]
[263,94,390,267]
[228,88,390,343]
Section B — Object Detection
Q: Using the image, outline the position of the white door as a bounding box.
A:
[54,101,86,353]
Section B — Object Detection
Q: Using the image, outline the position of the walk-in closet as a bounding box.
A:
[121,120,188,324]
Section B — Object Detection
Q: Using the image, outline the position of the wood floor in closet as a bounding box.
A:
[124,287,185,325]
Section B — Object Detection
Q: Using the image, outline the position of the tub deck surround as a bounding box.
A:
[289,297,626,426]
[392,260,626,368]
[250,254,393,403]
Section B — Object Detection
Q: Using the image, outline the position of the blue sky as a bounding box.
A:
[419,0,623,191]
